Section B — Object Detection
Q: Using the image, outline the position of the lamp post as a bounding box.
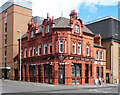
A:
[17,30,21,81]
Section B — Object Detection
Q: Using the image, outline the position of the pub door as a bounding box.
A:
[38,65,41,82]
[106,73,110,83]
[58,65,65,84]
[85,64,88,83]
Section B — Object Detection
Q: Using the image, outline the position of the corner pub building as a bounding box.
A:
[18,10,107,85]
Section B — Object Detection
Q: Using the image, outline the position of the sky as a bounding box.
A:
[0,0,119,23]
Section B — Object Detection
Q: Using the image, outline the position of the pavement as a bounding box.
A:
[1,79,118,88]
[0,79,120,94]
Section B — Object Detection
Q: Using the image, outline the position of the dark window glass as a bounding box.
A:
[50,45,52,53]
[101,67,103,78]
[90,64,92,77]
[44,64,52,77]
[72,64,81,77]
[72,65,75,77]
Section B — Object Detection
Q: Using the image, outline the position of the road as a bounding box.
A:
[1,80,119,94]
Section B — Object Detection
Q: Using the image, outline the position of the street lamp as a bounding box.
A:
[17,30,22,81]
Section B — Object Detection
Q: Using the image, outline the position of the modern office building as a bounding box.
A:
[85,16,120,84]
[18,10,107,85]
[0,0,32,79]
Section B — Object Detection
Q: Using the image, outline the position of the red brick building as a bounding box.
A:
[18,10,106,85]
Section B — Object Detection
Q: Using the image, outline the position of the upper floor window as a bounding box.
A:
[78,43,81,55]
[24,48,27,58]
[75,25,79,33]
[65,40,67,53]
[29,47,32,57]
[44,43,47,54]
[59,40,63,53]
[33,46,35,56]
[5,12,7,24]
[73,41,76,54]
[46,25,49,33]
[87,45,90,56]
[38,44,41,56]
[49,42,52,54]
[21,49,23,58]
[100,51,103,60]
[96,50,99,60]
[56,40,58,53]
[31,31,34,38]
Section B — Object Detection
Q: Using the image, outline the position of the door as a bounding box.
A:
[38,65,41,82]
[106,73,109,83]
[85,64,88,83]
[25,65,27,81]
[58,65,65,84]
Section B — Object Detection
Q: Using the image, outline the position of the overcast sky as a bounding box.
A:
[0,0,119,23]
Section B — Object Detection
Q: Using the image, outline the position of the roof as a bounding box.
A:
[21,17,94,39]
[0,0,32,13]
[85,16,119,41]
[85,16,120,25]
[94,44,106,49]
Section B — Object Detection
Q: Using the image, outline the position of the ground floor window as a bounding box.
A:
[72,64,81,77]
[29,65,36,82]
[44,64,52,77]
[101,67,103,78]
[97,67,99,78]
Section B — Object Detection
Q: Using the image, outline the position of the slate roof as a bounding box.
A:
[94,44,106,49]
[85,16,120,41]
[22,17,94,39]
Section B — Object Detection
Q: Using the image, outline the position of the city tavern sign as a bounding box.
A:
[68,57,94,62]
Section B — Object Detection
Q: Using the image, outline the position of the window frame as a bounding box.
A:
[46,25,49,33]
[24,48,27,58]
[31,31,34,38]
[49,42,52,54]
[29,47,32,57]
[72,41,76,54]
[87,45,90,56]
[33,46,35,56]
[38,44,41,56]
[75,25,79,33]
[59,40,64,53]
[96,50,99,60]
[65,40,67,53]
[78,43,81,55]
[100,51,103,60]
[44,43,47,54]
